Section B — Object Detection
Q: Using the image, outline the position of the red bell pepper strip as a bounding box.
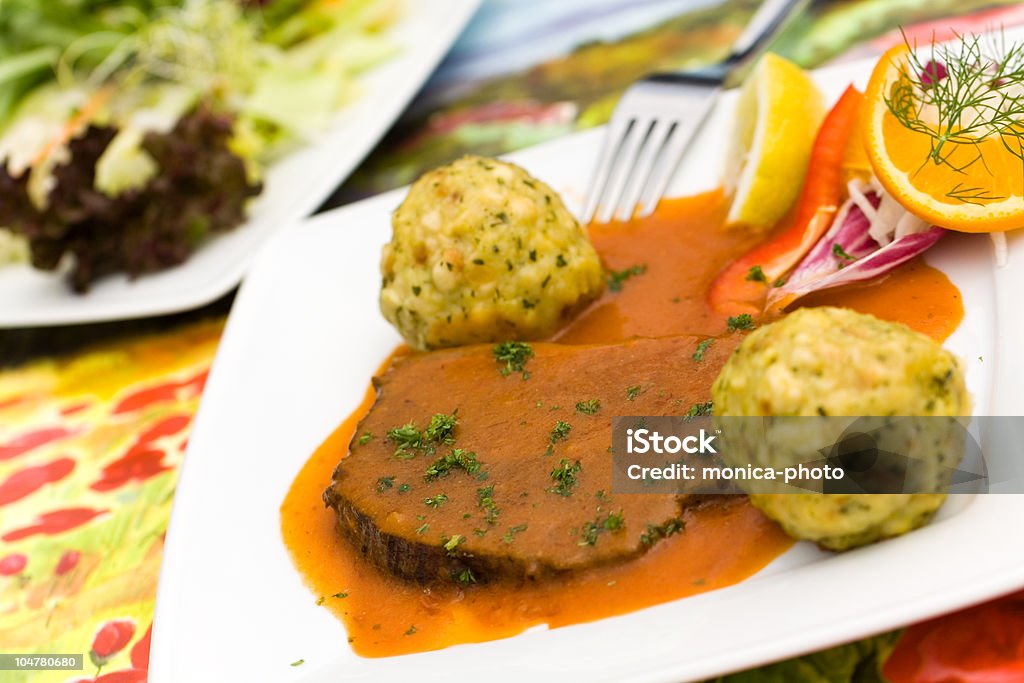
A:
[883,589,1024,683]
[708,85,865,315]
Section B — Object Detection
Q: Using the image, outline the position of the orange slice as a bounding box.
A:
[842,95,871,186]
[864,44,1024,233]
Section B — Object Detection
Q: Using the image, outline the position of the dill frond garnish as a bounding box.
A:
[885,32,1024,201]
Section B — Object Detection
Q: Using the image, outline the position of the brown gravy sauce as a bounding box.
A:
[281,190,963,656]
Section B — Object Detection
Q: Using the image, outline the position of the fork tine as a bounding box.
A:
[614,119,674,222]
[580,115,632,225]
[596,117,653,224]
[635,117,696,218]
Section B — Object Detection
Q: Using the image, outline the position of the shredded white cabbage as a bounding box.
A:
[893,210,929,240]
[857,175,1009,268]
[848,177,878,228]
[990,232,1008,267]
[851,176,931,245]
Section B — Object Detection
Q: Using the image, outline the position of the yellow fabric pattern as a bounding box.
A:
[0,320,222,683]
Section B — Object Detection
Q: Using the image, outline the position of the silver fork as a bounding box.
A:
[581,0,810,224]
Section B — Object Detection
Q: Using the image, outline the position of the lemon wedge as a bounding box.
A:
[725,53,824,231]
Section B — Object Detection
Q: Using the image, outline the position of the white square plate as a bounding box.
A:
[0,0,480,328]
[150,55,1024,682]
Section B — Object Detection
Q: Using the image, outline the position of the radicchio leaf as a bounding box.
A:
[766,191,944,310]
[0,103,260,292]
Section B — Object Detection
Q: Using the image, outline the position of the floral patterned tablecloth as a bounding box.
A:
[2,2,1024,681]
[0,321,221,682]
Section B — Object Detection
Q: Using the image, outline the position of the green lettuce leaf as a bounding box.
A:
[705,632,901,683]
[0,104,260,291]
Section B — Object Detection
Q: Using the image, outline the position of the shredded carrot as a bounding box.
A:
[29,86,113,168]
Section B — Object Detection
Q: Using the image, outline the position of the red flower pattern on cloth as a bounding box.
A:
[137,415,191,443]
[56,549,81,576]
[0,456,75,506]
[131,622,153,670]
[0,320,222,680]
[111,370,208,415]
[0,552,27,575]
[68,621,152,683]
[91,618,136,663]
[2,506,107,541]
[91,414,191,491]
[90,448,170,492]
[60,401,93,416]
[0,426,79,461]
[0,395,23,410]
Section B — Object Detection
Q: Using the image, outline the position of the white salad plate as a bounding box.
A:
[0,0,480,328]
[150,53,1024,682]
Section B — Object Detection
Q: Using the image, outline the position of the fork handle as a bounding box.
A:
[727,0,810,65]
[648,0,809,87]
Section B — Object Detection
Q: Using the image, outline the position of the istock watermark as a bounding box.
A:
[611,415,1023,495]
[625,426,718,455]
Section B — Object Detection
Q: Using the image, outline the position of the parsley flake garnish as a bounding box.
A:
[424,493,449,508]
[549,458,582,497]
[575,399,601,415]
[443,534,464,556]
[832,243,856,266]
[692,338,713,362]
[607,264,648,292]
[424,411,458,445]
[386,422,423,458]
[386,412,459,459]
[549,420,572,444]
[745,265,767,283]
[684,401,713,420]
[727,314,756,332]
[425,448,481,481]
[502,523,528,544]
[477,484,500,525]
[493,341,534,379]
[579,510,626,546]
[640,518,684,545]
